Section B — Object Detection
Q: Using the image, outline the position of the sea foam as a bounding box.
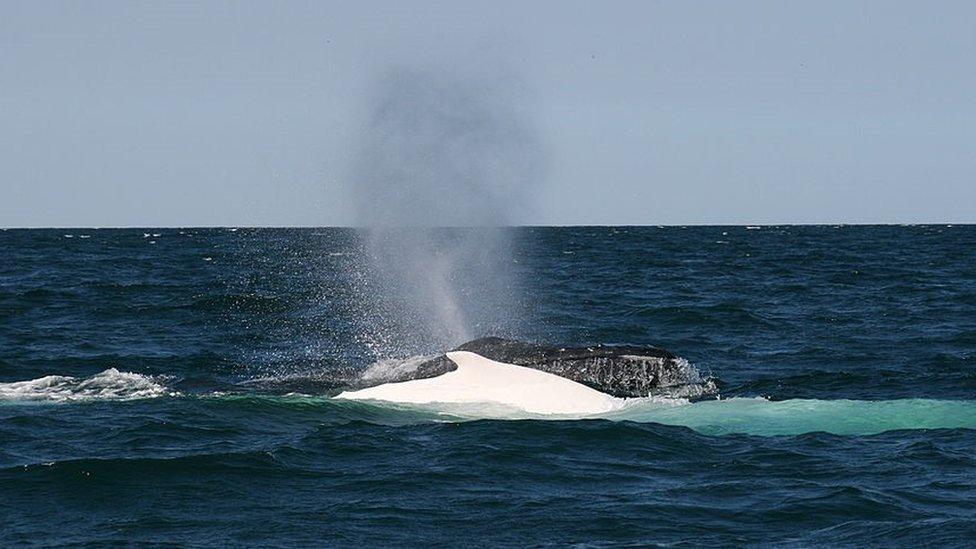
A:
[0,368,173,402]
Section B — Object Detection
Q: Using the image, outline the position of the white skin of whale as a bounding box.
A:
[335,351,624,415]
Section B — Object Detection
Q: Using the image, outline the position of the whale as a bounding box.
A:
[336,350,623,415]
[336,337,714,407]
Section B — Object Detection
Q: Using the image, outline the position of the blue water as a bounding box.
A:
[1,226,975,546]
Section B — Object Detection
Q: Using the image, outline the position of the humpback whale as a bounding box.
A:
[339,337,715,403]
[337,351,623,415]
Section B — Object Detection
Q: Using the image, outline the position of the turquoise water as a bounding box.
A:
[1,226,974,545]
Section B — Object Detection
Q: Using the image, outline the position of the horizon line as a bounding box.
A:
[1,222,972,230]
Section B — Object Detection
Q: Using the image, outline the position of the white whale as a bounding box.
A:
[335,351,623,415]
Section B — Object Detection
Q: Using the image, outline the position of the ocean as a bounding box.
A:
[1,226,974,546]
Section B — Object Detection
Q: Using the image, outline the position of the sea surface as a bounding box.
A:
[1,226,975,546]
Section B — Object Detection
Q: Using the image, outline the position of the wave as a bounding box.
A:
[3,370,975,436]
[206,394,976,436]
[606,397,976,436]
[0,369,174,402]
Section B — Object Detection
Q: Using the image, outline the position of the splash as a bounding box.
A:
[0,369,173,402]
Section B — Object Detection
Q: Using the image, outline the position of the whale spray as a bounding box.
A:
[348,65,545,358]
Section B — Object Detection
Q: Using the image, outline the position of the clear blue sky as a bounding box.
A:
[2,1,974,227]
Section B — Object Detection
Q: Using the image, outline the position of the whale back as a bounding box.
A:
[336,351,622,415]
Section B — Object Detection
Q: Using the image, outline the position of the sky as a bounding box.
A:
[2,1,974,227]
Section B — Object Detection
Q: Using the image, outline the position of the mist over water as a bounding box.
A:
[348,66,545,356]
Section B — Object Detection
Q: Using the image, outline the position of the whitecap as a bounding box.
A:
[0,369,174,402]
